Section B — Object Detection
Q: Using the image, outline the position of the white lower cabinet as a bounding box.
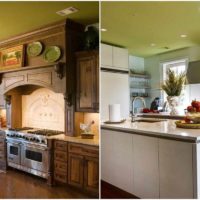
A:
[101,129,114,184]
[159,139,194,199]
[132,135,159,198]
[101,129,195,198]
[101,129,133,193]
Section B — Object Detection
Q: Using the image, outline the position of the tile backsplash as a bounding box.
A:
[83,113,99,136]
[22,88,64,131]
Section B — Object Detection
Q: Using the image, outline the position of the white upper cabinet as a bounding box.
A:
[101,43,113,67]
[113,46,129,70]
[101,43,129,71]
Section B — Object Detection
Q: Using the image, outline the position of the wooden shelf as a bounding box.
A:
[131,96,150,98]
[0,62,64,74]
[129,73,150,79]
[130,86,151,89]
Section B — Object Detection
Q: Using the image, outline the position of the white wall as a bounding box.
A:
[129,55,147,111]
[145,46,200,107]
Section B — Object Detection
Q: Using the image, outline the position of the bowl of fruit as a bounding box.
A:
[175,100,200,129]
[186,100,200,124]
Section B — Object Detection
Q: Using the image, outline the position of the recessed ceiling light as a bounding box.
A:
[56,7,78,16]
[101,28,107,32]
[150,43,156,47]
[180,34,187,38]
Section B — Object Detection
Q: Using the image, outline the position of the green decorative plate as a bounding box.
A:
[27,41,43,57]
[43,46,61,63]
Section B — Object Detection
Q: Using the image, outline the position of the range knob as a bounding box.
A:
[41,140,45,144]
[35,139,40,143]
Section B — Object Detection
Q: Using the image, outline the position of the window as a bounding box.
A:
[161,59,189,112]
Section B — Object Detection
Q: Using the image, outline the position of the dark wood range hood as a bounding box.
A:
[0,19,85,136]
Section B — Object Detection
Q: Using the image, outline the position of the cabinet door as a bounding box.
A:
[132,135,159,198]
[113,46,129,70]
[76,51,99,112]
[101,129,114,183]
[101,129,133,193]
[101,43,113,67]
[159,139,194,198]
[84,156,99,195]
[68,153,84,188]
[0,132,6,171]
[0,85,5,108]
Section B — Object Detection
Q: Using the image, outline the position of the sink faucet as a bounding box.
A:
[132,97,146,121]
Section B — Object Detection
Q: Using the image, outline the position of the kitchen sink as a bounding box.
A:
[132,119,166,123]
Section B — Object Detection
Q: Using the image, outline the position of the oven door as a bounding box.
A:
[21,144,48,173]
[7,140,21,165]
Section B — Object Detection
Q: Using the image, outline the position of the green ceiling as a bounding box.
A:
[101,2,200,57]
[0,1,99,41]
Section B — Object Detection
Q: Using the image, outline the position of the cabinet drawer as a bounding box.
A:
[54,150,67,162]
[0,160,6,171]
[0,144,5,151]
[0,133,5,140]
[54,160,67,173]
[54,171,67,183]
[0,140,5,147]
[54,140,67,151]
[0,152,5,161]
[68,143,99,157]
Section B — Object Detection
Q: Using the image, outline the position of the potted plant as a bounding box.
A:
[161,69,186,115]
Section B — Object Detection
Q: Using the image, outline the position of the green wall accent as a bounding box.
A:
[102,2,200,57]
[0,1,99,41]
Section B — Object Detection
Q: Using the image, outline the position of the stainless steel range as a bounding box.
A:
[6,127,63,178]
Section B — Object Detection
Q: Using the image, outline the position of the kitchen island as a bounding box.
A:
[101,118,200,199]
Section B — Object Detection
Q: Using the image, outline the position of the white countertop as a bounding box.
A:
[101,118,200,142]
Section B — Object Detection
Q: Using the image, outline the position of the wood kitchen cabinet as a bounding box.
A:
[0,130,6,171]
[76,50,99,112]
[53,140,68,184]
[0,85,5,108]
[68,153,84,188]
[68,142,99,196]
[84,156,99,194]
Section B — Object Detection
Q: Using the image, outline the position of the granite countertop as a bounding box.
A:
[49,134,99,146]
[101,118,200,142]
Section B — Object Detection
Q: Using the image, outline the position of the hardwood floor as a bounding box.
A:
[101,181,139,199]
[0,168,93,199]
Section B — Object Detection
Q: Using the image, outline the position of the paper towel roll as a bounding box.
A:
[109,104,121,122]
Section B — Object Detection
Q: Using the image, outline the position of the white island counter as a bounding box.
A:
[101,118,200,199]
